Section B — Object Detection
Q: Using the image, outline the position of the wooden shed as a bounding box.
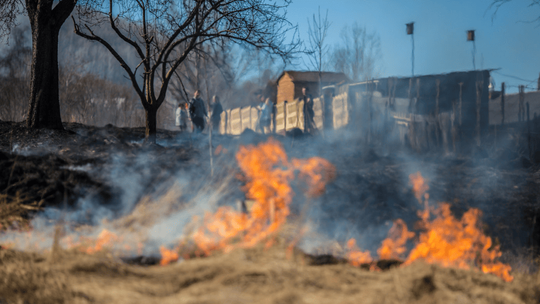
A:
[276,71,348,104]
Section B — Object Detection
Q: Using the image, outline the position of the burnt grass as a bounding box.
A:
[0,120,196,228]
[0,119,540,264]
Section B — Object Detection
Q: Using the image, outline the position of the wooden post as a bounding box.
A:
[452,96,457,153]
[501,82,505,126]
[519,85,525,122]
[459,83,463,127]
[527,102,531,160]
[416,78,420,114]
[408,78,413,113]
[435,79,440,116]
[408,78,415,150]
[435,79,440,148]
[537,73,540,91]
[368,81,374,144]
[417,78,426,150]
[476,81,483,146]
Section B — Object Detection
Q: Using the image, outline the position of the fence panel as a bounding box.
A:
[219,111,227,134]
[286,100,300,131]
[251,107,259,131]
[333,92,349,129]
[241,107,252,133]
[275,102,286,134]
[313,98,324,130]
[230,108,242,135]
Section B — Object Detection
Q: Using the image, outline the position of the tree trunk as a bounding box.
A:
[145,106,157,144]
[25,0,75,129]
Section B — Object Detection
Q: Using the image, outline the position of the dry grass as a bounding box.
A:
[0,240,539,304]
[0,193,42,231]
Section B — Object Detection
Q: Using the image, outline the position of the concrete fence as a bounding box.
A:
[216,97,330,135]
[215,96,330,135]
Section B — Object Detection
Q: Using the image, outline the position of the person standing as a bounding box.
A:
[301,87,315,133]
[210,95,223,133]
[175,102,189,132]
[258,97,272,134]
[189,90,207,132]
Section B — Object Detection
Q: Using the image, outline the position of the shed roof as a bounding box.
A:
[277,70,348,84]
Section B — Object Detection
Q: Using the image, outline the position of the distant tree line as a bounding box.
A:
[0,14,286,128]
[305,7,382,89]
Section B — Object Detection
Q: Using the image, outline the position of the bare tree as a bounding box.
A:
[306,6,331,96]
[72,0,298,143]
[0,0,78,129]
[332,23,381,82]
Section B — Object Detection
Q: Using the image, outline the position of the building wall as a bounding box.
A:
[293,81,320,101]
[277,73,295,104]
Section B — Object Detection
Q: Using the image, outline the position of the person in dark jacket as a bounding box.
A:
[301,87,315,133]
[210,95,223,133]
[189,90,207,132]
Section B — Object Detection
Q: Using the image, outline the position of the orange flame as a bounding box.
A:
[185,139,335,258]
[160,246,179,266]
[377,219,415,260]
[346,238,373,266]
[83,229,118,254]
[403,172,513,282]
[409,172,430,221]
[405,203,513,282]
[345,172,512,282]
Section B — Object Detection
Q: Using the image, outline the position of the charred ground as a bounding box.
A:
[0,120,540,303]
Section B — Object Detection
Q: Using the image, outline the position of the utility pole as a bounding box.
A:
[406,22,415,77]
[467,30,476,70]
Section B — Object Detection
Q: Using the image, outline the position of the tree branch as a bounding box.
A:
[72,16,146,107]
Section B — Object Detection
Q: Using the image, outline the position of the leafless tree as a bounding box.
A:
[0,0,79,129]
[72,0,298,143]
[306,6,331,96]
[331,22,381,82]
[169,41,281,111]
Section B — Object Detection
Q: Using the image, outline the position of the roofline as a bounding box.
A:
[276,70,348,83]
[374,69,496,81]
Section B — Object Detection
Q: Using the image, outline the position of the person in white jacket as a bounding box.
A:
[175,103,189,132]
[257,98,272,134]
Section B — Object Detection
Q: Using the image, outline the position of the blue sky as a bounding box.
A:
[286,0,540,92]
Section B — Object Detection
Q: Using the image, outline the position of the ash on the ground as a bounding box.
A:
[1,120,540,303]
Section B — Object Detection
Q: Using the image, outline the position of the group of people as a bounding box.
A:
[255,86,315,134]
[175,86,315,135]
[175,90,223,133]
